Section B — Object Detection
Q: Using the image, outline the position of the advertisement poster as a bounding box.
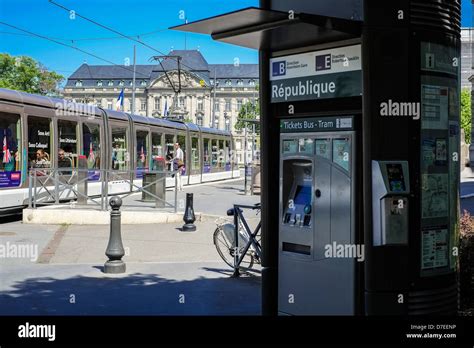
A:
[421,174,448,218]
[315,139,330,159]
[0,171,21,188]
[421,138,436,170]
[332,139,350,171]
[421,85,449,130]
[298,138,313,154]
[421,228,449,270]
[282,139,298,154]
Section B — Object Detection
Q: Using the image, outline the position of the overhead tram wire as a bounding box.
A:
[0,27,169,42]
[48,0,201,72]
[0,22,151,79]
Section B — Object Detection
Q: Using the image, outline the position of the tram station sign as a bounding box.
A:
[270,45,362,103]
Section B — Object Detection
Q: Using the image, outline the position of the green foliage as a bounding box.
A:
[461,88,472,144]
[0,53,64,96]
[235,101,260,133]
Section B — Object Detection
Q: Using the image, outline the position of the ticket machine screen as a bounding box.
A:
[386,163,406,192]
[294,185,312,205]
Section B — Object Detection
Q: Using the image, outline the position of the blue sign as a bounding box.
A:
[272,61,286,77]
[0,171,21,188]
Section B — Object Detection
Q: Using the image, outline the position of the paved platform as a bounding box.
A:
[0,180,262,315]
[22,178,260,225]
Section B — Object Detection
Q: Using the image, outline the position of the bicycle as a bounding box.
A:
[213,202,262,276]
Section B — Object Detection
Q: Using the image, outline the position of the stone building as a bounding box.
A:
[63,50,259,164]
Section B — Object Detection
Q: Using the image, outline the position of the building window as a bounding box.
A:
[75,80,83,87]
[154,97,160,111]
[225,118,231,131]
[97,80,103,87]
[140,80,147,86]
[178,96,185,107]
[225,99,231,112]
[107,81,113,86]
[197,116,203,126]
[237,99,243,110]
[214,101,220,111]
[107,99,113,109]
[197,98,203,111]
[129,81,133,86]
[237,80,243,86]
[119,80,124,86]
[210,79,214,85]
[140,99,146,111]
[225,79,232,86]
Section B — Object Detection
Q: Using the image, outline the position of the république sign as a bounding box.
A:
[269,45,362,103]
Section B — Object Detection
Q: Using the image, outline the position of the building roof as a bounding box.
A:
[66,49,258,88]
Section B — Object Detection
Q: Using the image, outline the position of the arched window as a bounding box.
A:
[75,80,83,87]
[108,81,114,86]
[97,80,103,87]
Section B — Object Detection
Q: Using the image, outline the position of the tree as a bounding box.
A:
[461,88,472,144]
[235,101,260,133]
[0,53,64,96]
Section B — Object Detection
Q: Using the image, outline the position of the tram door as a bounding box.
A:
[278,120,356,315]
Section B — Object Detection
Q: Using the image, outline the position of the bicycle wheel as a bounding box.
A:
[213,226,254,270]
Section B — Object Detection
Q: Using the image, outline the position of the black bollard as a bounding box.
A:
[104,196,126,273]
[182,193,196,232]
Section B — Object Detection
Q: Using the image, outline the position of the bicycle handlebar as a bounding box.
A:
[226,203,261,216]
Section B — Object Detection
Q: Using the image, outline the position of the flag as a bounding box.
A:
[115,89,124,111]
[163,100,168,117]
[2,136,11,164]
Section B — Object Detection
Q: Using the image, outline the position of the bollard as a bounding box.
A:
[104,196,126,273]
[182,193,196,232]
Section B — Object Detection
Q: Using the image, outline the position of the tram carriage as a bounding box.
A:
[0,88,239,216]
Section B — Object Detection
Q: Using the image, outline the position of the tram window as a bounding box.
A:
[203,138,210,172]
[28,116,51,169]
[151,132,163,170]
[0,113,21,186]
[58,120,77,169]
[218,140,225,169]
[177,134,186,168]
[83,123,101,169]
[136,131,148,170]
[224,140,231,170]
[111,127,128,170]
[165,134,175,170]
[211,139,218,168]
[191,137,200,171]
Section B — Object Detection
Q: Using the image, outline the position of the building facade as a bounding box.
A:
[461,28,473,90]
[63,50,259,165]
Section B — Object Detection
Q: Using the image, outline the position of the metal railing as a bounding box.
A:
[28,168,178,212]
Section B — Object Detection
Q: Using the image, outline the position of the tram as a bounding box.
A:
[0,88,239,216]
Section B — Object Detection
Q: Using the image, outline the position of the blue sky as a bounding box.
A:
[0,0,472,79]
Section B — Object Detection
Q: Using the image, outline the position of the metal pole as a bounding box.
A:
[131,45,136,114]
[33,171,37,209]
[174,172,178,213]
[252,123,255,163]
[212,68,217,127]
[232,205,240,277]
[244,125,248,195]
[54,169,59,204]
[28,171,32,209]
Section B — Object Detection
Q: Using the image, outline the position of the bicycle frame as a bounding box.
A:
[231,203,262,277]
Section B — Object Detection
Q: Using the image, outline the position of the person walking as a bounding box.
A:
[173,143,184,191]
